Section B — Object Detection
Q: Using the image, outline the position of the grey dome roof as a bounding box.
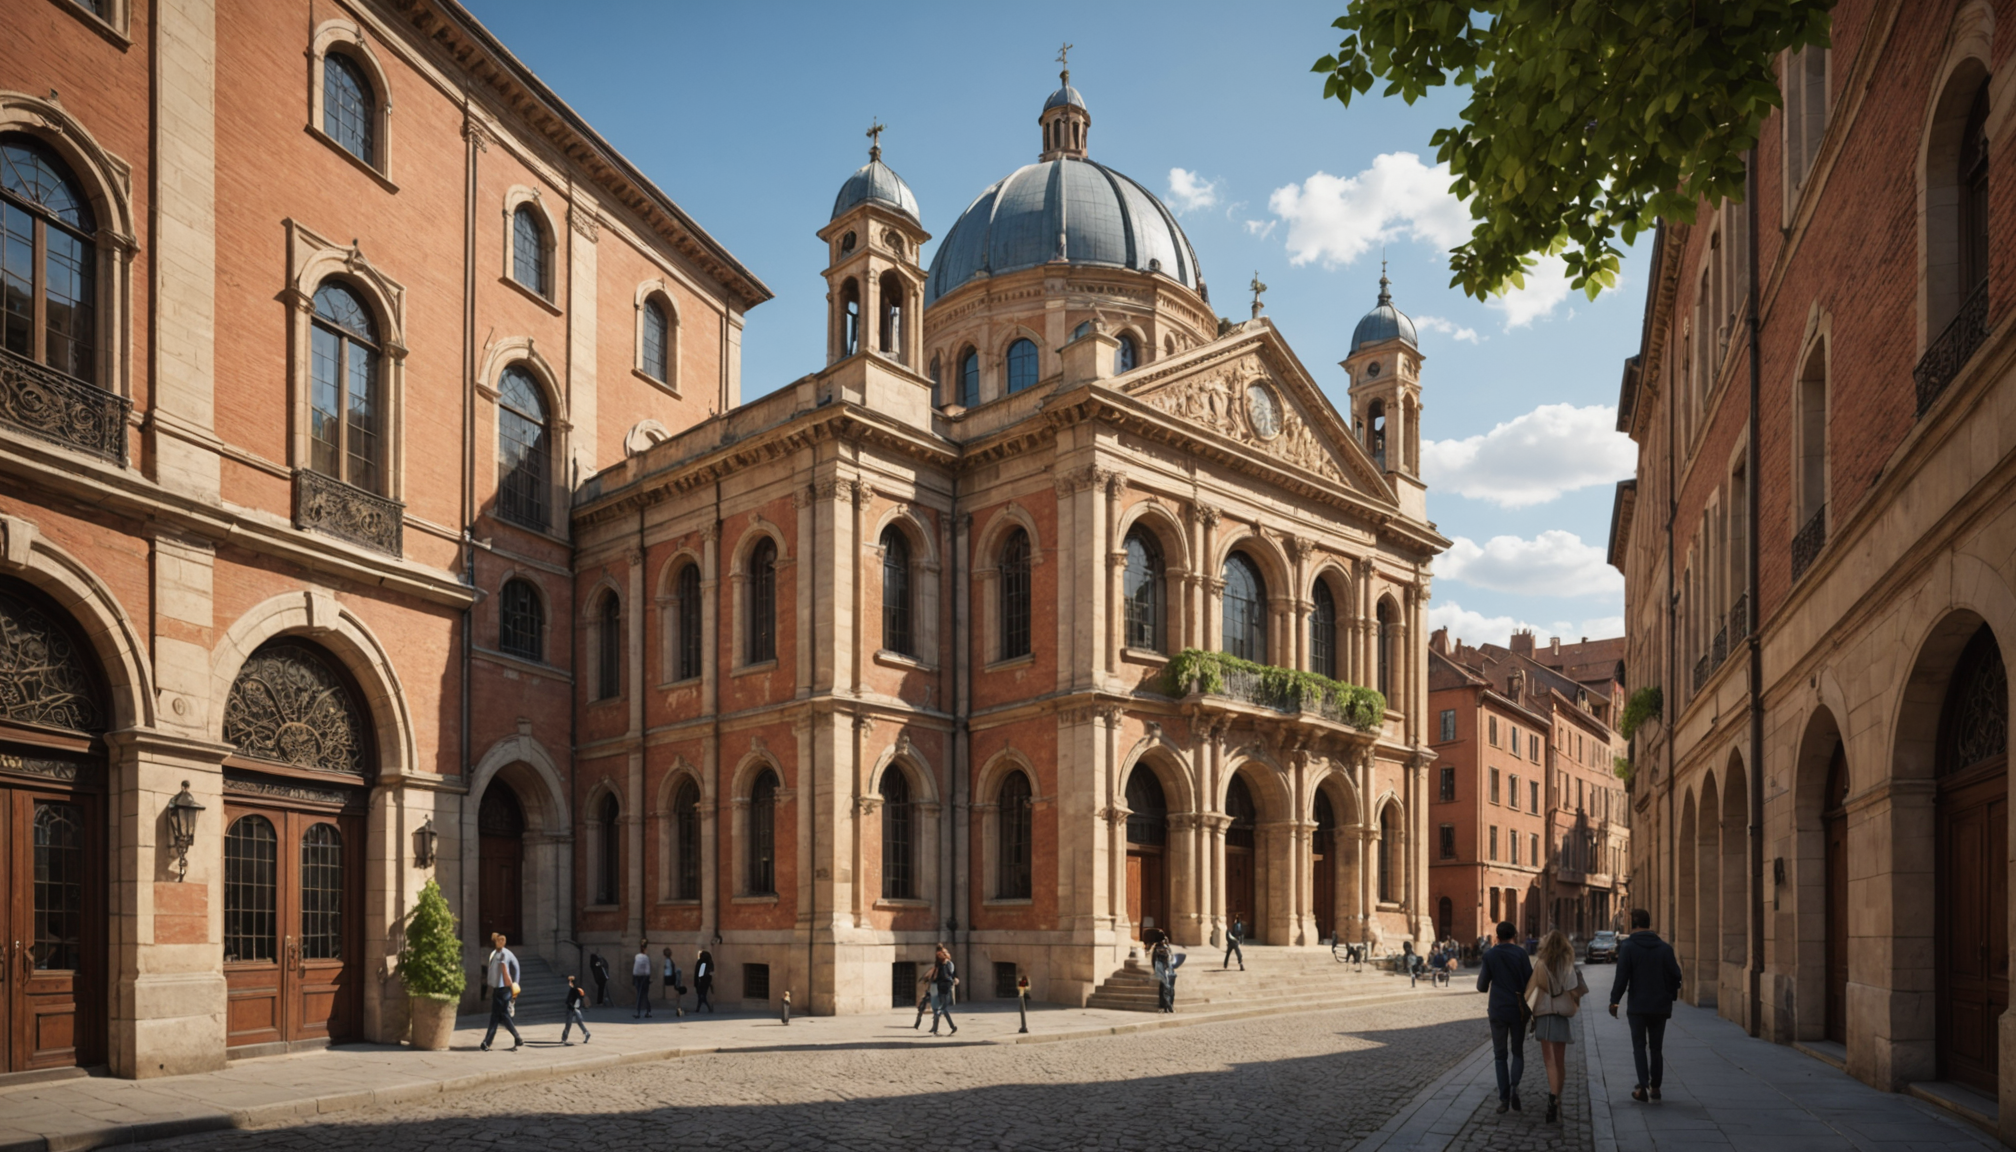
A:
[1044,84,1086,111]
[925,158,1202,305]
[1351,272,1416,350]
[832,156,920,224]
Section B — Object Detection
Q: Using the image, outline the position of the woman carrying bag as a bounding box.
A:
[1525,929,1588,1125]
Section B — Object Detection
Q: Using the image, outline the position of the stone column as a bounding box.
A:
[700,524,721,945]
[625,546,646,944]
[566,199,599,471]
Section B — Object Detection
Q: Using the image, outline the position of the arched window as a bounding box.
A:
[0,135,97,382]
[512,204,550,297]
[308,281,384,494]
[998,770,1033,899]
[641,298,671,382]
[1795,340,1827,552]
[1379,805,1399,903]
[674,562,703,681]
[322,53,375,164]
[1313,791,1337,859]
[1376,598,1396,699]
[999,528,1032,660]
[1123,529,1162,652]
[596,591,621,700]
[223,815,278,963]
[878,270,904,359]
[841,278,861,357]
[672,778,701,900]
[1125,768,1166,846]
[1006,338,1039,393]
[880,769,914,900]
[1115,334,1138,374]
[497,365,549,530]
[0,579,105,732]
[1367,399,1388,471]
[749,769,778,895]
[881,526,913,656]
[959,347,980,407]
[1940,625,2007,777]
[747,538,778,664]
[1311,579,1338,679]
[595,793,620,906]
[1960,81,1991,300]
[498,577,543,662]
[300,823,344,960]
[928,354,942,407]
[223,640,370,775]
[1225,774,1256,850]
[1222,552,1268,663]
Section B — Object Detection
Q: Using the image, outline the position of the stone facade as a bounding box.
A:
[1609,0,2016,1137]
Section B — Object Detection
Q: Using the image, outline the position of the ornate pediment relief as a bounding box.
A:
[1133,355,1351,486]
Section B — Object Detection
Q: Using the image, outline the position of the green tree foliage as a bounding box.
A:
[1163,648,1387,730]
[1313,1,1834,300]
[1619,685,1663,740]
[396,877,466,1003]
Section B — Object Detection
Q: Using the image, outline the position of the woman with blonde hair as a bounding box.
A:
[1526,929,1588,1124]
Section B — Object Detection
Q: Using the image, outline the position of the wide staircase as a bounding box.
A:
[1085,943,1449,1015]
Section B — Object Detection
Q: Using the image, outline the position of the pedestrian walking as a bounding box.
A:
[1526,929,1589,1124]
[479,932,524,1052]
[1402,940,1421,987]
[912,957,935,1029]
[1608,907,1684,1103]
[1223,914,1246,970]
[662,947,685,1017]
[561,974,592,1045]
[1476,919,1533,1114]
[631,941,654,1019]
[1151,935,1175,1013]
[927,943,958,1036]
[589,950,612,1007]
[694,949,715,1013]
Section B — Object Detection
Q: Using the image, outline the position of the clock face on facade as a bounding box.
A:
[1367,359,1382,377]
[1246,383,1282,439]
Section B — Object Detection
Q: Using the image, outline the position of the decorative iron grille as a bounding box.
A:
[1791,505,1827,582]
[1711,620,1728,670]
[1914,284,1988,416]
[1693,653,1712,693]
[294,468,403,555]
[1727,593,1750,645]
[223,641,369,775]
[0,584,105,732]
[0,346,128,464]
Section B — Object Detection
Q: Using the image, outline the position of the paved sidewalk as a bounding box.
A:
[1356,1000,1590,1151]
[1583,1000,2000,1151]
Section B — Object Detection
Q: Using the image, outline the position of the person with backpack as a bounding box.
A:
[1527,929,1589,1124]
[479,933,524,1052]
[1151,935,1176,1013]
[561,974,591,1045]
[1476,919,1533,1114]
[1609,908,1685,1103]
[927,943,958,1036]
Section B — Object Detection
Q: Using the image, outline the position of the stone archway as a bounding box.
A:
[463,736,572,979]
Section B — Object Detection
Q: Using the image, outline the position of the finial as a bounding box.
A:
[1377,255,1392,305]
[1249,270,1268,321]
[1057,41,1073,85]
[866,118,885,163]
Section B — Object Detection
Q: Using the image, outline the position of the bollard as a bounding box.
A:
[781,989,791,1025]
[1016,974,1030,1034]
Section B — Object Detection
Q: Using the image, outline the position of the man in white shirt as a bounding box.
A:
[480,932,523,1051]
[631,941,654,1019]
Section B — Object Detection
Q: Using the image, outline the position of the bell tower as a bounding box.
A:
[817,122,931,371]
[1038,43,1090,161]
[1342,267,1426,519]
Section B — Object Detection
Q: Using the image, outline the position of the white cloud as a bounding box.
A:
[1267,152,1471,268]
[1428,602,1625,649]
[1242,219,1278,240]
[1420,402,1635,508]
[1434,531,1622,598]
[1167,168,1219,214]
[1489,255,1577,330]
[1413,314,1481,344]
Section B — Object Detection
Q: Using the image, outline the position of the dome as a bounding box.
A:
[831,156,920,225]
[1351,271,1416,350]
[1044,84,1086,111]
[925,158,1203,305]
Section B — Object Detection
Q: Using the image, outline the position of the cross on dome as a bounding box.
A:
[866,118,885,162]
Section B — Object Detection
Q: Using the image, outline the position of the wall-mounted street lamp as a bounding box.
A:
[413,815,439,869]
[166,781,203,882]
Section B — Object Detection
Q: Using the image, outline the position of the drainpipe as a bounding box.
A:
[1663,237,1678,946]
[1745,151,1766,1039]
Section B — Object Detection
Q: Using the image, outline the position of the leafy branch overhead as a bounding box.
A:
[1313,1,1834,300]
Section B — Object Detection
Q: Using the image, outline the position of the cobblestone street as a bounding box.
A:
[126,996,1503,1152]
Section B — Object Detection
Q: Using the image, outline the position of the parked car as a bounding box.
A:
[1584,931,1619,963]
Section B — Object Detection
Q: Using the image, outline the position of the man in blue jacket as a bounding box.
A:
[1609,908,1685,1102]
[1476,919,1533,1113]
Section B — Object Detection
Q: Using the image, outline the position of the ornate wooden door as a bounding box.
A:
[223,805,362,1048]
[478,786,525,945]
[1,782,100,1072]
[1936,628,2008,1093]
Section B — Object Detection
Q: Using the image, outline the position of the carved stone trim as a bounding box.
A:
[0,749,103,788]
[223,770,360,808]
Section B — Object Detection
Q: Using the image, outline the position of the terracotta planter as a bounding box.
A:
[410,995,456,1051]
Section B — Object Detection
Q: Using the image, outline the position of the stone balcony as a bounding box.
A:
[1163,649,1386,750]
[0,346,129,465]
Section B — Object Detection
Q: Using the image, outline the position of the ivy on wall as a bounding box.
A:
[1163,648,1387,731]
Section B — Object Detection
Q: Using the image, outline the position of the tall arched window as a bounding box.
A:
[841,278,861,357]
[223,815,278,963]
[747,538,778,664]
[1115,334,1138,374]
[322,53,375,163]
[497,365,549,530]
[1311,579,1338,679]
[223,640,371,775]
[1125,768,1166,846]
[999,528,1032,660]
[595,793,620,905]
[998,770,1033,899]
[1222,552,1268,663]
[674,562,703,681]
[512,204,550,297]
[749,769,778,895]
[498,577,543,662]
[1366,399,1388,471]
[1378,805,1399,903]
[641,298,671,382]
[1225,774,1256,849]
[308,282,383,494]
[0,135,97,381]
[881,526,913,656]
[672,778,701,900]
[959,347,980,407]
[1006,338,1038,393]
[1123,529,1162,652]
[1960,81,1991,300]
[928,354,942,407]
[596,591,621,700]
[300,823,344,960]
[880,770,914,899]
[878,270,904,358]
[1376,598,1396,699]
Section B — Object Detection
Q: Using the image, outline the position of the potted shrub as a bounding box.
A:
[397,878,465,1050]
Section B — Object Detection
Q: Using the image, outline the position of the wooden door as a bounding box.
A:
[1125,852,1143,936]
[1313,849,1334,942]
[1823,744,1849,1045]
[2,785,99,1071]
[1226,849,1255,941]
[478,785,525,946]
[224,805,361,1049]
[1139,852,1165,937]
[1939,767,2007,1092]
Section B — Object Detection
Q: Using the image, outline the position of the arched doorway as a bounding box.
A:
[0,578,108,1072]
[1823,742,1849,1045]
[1123,767,1167,939]
[1695,773,1720,1009]
[1225,774,1258,942]
[1936,625,2007,1092]
[479,783,526,947]
[1312,791,1337,943]
[1437,896,1453,940]
[220,639,369,1050]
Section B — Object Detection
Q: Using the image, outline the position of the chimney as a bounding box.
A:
[1510,630,1535,657]
[1549,636,1562,656]
[1430,626,1450,655]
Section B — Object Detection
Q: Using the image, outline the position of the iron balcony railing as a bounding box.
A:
[0,346,129,464]
[1186,666,1369,728]
[1791,505,1827,582]
[1711,617,1729,670]
[294,468,405,556]
[1693,652,1712,693]
[1914,283,1988,416]
[1727,592,1750,645]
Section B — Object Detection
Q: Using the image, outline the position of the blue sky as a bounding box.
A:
[467,0,1644,647]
